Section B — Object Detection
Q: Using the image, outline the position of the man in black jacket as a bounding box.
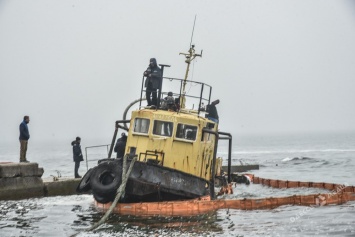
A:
[114,133,127,159]
[71,137,83,178]
[19,115,30,162]
[206,99,220,123]
[144,58,162,106]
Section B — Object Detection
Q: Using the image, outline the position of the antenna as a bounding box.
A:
[179,16,203,109]
[189,15,197,48]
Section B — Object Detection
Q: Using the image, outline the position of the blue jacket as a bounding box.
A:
[19,120,30,140]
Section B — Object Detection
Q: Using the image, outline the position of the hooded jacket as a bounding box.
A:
[144,58,162,90]
[71,141,83,162]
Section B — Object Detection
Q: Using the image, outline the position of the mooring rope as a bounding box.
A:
[87,155,137,232]
[70,156,136,237]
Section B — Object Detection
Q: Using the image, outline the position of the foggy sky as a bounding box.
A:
[1,0,355,145]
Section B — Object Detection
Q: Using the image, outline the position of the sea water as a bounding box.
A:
[0,132,354,236]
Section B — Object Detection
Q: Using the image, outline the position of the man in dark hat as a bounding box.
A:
[19,115,30,162]
[71,137,83,178]
[143,58,162,106]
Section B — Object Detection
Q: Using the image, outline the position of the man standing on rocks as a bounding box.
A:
[19,115,30,163]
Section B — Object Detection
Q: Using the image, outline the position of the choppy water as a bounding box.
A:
[1,132,355,236]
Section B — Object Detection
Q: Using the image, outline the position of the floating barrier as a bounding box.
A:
[95,174,355,216]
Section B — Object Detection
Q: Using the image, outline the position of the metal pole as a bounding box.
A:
[198,83,204,115]
[108,122,119,159]
[218,132,233,183]
[139,75,145,108]
[157,64,170,108]
[202,128,219,200]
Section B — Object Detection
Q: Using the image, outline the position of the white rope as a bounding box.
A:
[87,155,137,232]
[87,155,136,231]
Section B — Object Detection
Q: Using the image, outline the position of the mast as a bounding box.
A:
[179,16,202,109]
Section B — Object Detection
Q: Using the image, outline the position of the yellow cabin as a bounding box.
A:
[125,108,218,182]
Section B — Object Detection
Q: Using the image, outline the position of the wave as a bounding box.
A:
[227,149,355,155]
[282,157,314,162]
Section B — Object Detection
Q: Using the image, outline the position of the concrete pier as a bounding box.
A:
[0,162,83,200]
[222,164,259,173]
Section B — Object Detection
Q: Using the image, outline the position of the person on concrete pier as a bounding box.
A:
[19,115,30,163]
[71,137,83,178]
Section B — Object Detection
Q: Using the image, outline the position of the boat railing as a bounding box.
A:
[84,144,111,171]
[139,76,212,116]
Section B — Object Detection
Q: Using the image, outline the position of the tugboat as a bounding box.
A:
[77,44,233,204]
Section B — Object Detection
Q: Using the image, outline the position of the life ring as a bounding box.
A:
[90,161,122,197]
[76,167,95,193]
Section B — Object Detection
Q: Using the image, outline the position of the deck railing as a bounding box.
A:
[84,144,110,171]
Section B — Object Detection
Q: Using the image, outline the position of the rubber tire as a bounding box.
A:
[76,168,95,193]
[98,158,114,165]
[90,161,122,197]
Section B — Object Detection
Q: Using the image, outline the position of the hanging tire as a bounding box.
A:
[76,168,95,193]
[90,161,122,197]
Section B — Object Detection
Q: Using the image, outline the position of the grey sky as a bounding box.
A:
[1,0,355,145]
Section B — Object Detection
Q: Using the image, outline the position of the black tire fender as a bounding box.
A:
[76,168,95,193]
[90,162,122,196]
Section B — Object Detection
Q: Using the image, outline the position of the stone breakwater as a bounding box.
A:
[0,162,82,200]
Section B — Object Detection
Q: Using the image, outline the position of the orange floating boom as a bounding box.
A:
[95,175,355,217]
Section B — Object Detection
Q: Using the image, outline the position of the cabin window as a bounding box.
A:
[153,120,173,137]
[134,118,150,134]
[176,124,198,141]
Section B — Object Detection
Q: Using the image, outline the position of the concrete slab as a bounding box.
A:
[0,163,43,178]
[0,177,44,200]
[43,178,83,197]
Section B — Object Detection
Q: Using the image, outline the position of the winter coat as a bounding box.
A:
[206,104,219,120]
[72,141,83,162]
[144,58,162,90]
[114,136,127,158]
[19,120,30,140]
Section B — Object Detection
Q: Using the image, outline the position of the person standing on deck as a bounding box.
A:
[143,58,162,106]
[206,99,220,123]
[71,137,83,178]
[114,133,127,159]
[19,115,30,162]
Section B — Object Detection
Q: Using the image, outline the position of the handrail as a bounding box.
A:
[139,76,212,115]
[218,132,232,183]
[85,144,110,171]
